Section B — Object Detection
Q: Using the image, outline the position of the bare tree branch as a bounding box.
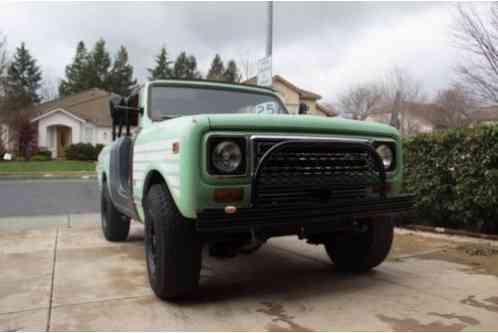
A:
[434,84,474,128]
[453,3,498,105]
[338,83,383,120]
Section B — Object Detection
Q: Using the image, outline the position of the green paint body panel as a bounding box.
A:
[97,80,404,223]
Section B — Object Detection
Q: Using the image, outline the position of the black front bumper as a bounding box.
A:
[197,194,415,233]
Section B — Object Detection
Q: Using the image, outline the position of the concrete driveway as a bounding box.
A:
[1,215,498,331]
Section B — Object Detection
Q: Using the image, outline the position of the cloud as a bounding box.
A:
[0,2,467,103]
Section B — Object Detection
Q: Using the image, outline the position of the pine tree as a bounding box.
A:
[223,60,240,83]
[109,46,137,96]
[206,54,225,81]
[87,38,111,90]
[6,42,42,104]
[59,41,90,96]
[148,47,172,80]
[173,52,202,80]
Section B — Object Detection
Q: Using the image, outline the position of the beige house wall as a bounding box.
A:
[272,81,300,114]
[366,112,435,136]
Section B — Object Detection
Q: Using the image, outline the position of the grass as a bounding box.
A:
[0,160,96,173]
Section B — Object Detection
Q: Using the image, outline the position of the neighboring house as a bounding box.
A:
[243,74,336,117]
[367,102,498,136]
[468,106,498,126]
[366,102,456,136]
[25,88,114,158]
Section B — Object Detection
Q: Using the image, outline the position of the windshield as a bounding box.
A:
[149,86,287,120]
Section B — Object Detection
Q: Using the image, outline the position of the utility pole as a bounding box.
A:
[258,1,273,87]
[266,1,273,58]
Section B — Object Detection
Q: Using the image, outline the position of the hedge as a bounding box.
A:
[31,150,52,161]
[64,143,104,161]
[403,125,498,234]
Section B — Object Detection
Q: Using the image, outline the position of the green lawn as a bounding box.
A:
[0,160,96,173]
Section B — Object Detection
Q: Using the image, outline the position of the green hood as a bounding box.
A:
[204,114,399,139]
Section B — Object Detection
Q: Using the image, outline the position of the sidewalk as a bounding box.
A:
[0,172,96,180]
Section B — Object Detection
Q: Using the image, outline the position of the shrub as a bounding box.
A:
[95,144,104,157]
[31,154,51,161]
[64,143,100,161]
[403,125,498,234]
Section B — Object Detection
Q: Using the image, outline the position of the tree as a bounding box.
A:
[382,68,423,131]
[435,84,474,128]
[0,33,7,85]
[0,32,9,113]
[148,47,173,80]
[109,46,137,96]
[173,52,202,80]
[59,41,91,96]
[5,42,42,104]
[40,76,59,102]
[338,83,383,120]
[223,60,241,83]
[86,38,111,90]
[453,3,498,105]
[206,54,225,81]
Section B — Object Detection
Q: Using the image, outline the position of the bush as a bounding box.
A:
[31,154,51,161]
[31,150,52,161]
[64,143,101,161]
[403,125,498,234]
[95,144,104,157]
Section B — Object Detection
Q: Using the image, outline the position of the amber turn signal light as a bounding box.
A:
[214,188,244,202]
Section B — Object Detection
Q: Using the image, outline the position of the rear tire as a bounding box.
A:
[144,183,202,300]
[101,183,130,242]
[324,217,393,272]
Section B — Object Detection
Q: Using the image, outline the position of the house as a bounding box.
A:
[243,74,336,117]
[26,88,114,158]
[366,102,464,136]
[468,106,498,126]
[366,102,498,136]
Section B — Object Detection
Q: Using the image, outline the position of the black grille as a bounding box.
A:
[252,139,385,207]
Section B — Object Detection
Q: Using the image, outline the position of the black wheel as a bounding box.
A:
[144,183,202,300]
[101,182,130,242]
[324,217,393,272]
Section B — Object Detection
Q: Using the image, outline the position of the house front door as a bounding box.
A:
[56,126,72,158]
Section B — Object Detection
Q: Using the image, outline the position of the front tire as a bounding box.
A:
[324,217,393,272]
[144,183,202,300]
[101,183,130,242]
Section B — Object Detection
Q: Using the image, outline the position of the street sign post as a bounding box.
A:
[257,56,272,87]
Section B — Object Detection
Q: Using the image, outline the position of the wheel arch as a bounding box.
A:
[142,169,180,214]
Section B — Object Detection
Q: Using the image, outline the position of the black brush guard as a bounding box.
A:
[197,139,415,233]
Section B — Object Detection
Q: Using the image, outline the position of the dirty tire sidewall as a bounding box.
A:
[101,183,130,242]
[144,183,202,301]
[324,217,394,273]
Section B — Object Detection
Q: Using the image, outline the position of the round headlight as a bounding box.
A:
[376,144,394,169]
[211,141,242,173]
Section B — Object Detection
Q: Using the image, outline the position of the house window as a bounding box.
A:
[85,127,93,143]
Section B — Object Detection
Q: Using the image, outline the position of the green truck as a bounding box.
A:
[97,80,414,300]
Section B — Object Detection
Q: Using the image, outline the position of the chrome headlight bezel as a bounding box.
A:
[207,136,247,175]
[374,142,396,171]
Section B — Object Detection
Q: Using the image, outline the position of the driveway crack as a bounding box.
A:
[46,225,60,332]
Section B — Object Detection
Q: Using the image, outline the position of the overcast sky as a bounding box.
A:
[0,2,478,103]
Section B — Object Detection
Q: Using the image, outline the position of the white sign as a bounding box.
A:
[257,56,272,87]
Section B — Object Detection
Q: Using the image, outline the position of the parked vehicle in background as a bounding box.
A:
[97,80,415,300]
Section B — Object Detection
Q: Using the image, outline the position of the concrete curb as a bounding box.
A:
[0,172,97,180]
[402,224,498,241]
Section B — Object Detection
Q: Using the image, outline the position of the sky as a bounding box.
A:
[0,2,478,104]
